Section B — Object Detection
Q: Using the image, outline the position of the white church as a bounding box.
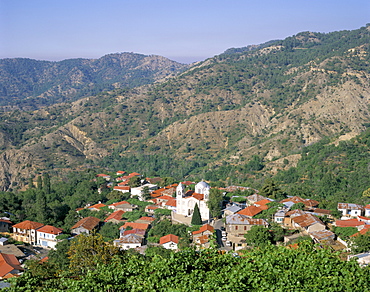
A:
[176,181,211,221]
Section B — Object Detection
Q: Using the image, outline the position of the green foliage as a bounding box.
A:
[207,188,223,218]
[291,202,306,210]
[11,242,370,291]
[333,227,359,239]
[244,225,272,247]
[350,233,370,254]
[154,208,172,217]
[98,222,122,241]
[259,179,287,201]
[191,203,202,225]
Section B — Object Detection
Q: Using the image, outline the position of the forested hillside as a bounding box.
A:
[0,25,369,194]
[0,53,188,110]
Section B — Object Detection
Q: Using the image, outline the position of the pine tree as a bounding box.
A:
[191,203,202,225]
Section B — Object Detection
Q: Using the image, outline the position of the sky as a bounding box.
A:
[0,0,369,64]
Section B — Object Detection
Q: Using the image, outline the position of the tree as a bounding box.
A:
[350,233,370,253]
[244,225,272,247]
[207,189,223,218]
[191,203,202,226]
[362,187,370,198]
[67,232,119,274]
[42,173,51,194]
[291,202,305,210]
[259,179,287,201]
[128,176,141,188]
[141,186,151,200]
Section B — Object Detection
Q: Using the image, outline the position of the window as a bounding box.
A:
[235,226,238,230]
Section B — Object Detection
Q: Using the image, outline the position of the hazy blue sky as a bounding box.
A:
[1,0,369,63]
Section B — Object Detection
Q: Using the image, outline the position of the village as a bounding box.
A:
[0,170,369,282]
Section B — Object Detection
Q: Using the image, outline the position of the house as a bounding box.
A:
[0,253,23,279]
[104,210,125,224]
[0,218,12,233]
[150,184,177,198]
[237,205,264,217]
[113,186,131,193]
[176,181,211,221]
[281,196,319,208]
[274,209,286,224]
[337,203,364,218]
[116,171,127,176]
[348,252,370,266]
[364,205,370,217]
[160,234,179,250]
[0,238,7,247]
[131,184,158,200]
[246,194,268,205]
[335,218,366,230]
[291,213,326,233]
[309,229,336,243]
[135,217,155,224]
[36,225,63,249]
[108,201,135,212]
[223,204,242,217]
[71,217,100,235]
[156,195,174,206]
[96,174,111,181]
[165,199,177,211]
[119,222,149,237]
[145,205,159,214]
[114,234,143,250]
[88,203,106,211]
[282,209,306,228]
[192,224,215,248]
[226,214,268,237]
[12,220,44,245]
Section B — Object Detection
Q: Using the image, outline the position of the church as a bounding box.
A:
[176,181,211,221]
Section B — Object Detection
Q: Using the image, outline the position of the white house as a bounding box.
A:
[365,204,370,217]
[114,234,142,250]
[131,184,158,200]
[160,234,179,250]
[36,225,63,249]
[176,181,211,221]
[337,203,364,218]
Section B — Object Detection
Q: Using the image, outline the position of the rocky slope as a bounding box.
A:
[0,25,370,190]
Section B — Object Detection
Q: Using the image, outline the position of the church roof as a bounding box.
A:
[196,181,210,189]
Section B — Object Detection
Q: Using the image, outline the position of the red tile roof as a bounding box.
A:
[129,172,141,177]
[96,174,110,177]
[109,201,130,207]
[0,218,12,224]
[88,203,106,210]
[254,199,272,206]
[156,195,173,201]
[281,196,319,207]
[71,217,100,231]
[292,213,324,228]
[365,204,370,209]
[0,253,23,277]
[165,199,177,207]
[104,210,125,222]
[335,219,365,228]
[237,206,263,217]
[114,186,131,191]
[160,234,179,245]
[12,220,44,230]
[146,205,159,210]
[36,225,63,235]
[192,224,214,235]
[121,222,149,230]
[123,229,146,236]
[137,216,155,222]
[351,225,370,237]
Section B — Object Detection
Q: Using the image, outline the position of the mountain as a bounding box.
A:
[0,53,188,111]
[0,25,370,192]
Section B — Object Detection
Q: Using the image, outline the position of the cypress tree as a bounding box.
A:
[191,203,202,225]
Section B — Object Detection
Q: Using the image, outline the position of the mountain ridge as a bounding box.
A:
[0,25,370,191]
